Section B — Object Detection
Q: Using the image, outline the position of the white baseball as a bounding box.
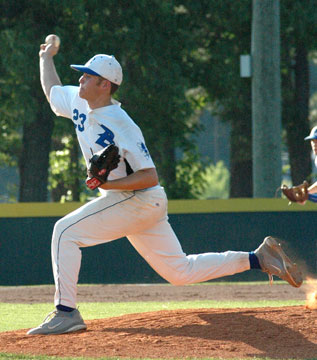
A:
[45,34,61,48]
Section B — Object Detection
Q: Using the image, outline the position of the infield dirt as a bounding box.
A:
[0,283,316,359]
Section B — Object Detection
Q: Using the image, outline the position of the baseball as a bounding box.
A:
[45,34,60,48]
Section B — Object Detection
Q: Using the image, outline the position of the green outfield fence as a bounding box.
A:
[0,198,316,285]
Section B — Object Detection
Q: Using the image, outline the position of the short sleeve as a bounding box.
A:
[50,85,79,119]
[122,128,155,171]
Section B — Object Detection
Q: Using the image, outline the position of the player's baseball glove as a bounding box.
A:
[86,144,120,190]
[281,181,309,204]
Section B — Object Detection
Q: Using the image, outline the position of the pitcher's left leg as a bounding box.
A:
[51,191,137,308]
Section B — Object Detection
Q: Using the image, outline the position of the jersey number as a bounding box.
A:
[73,109,86,132]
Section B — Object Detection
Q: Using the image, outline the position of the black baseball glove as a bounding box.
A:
[281,181,309,204]
[86,144,120,190]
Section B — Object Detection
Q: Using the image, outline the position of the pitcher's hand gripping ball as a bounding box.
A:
[45,34,61,48]
[86,144,120,190]
[281,181,309,204]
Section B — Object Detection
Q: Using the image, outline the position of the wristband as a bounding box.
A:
[308,193,317,203]
[86,177,102,190]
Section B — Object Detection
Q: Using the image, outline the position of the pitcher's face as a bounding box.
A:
[78,73,108,101]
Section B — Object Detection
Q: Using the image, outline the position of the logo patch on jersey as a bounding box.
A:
[137,142,150,159]
[96,124,115,148]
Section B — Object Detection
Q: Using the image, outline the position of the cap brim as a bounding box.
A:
[70,65,101,77]
[304,135,317,140]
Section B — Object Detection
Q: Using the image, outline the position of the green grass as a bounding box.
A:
[0,299,305,333]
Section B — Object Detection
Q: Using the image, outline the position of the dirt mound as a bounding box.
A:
[1,306,316,359]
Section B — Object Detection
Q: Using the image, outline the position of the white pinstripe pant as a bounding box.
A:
[51,186,250,308]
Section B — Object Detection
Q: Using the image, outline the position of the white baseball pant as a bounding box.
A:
[51,186,250,308]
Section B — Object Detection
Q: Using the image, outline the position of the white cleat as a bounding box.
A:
[27,308,87,335]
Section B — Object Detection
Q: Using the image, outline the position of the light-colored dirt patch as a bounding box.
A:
[0,282,309,303]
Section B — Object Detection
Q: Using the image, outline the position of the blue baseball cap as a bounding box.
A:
[305,126,317,140]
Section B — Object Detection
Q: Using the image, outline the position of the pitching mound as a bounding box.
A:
[0,306,317,359]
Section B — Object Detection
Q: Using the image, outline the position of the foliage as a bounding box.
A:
[174,151,206,199]
[0,1,85,201]
[279,0,317,185]
[174,0,253,197]
[0,167,18,203]
[194,161,230,200]
[1,1,317,201]
[49,136,81,201]
[0,0,205,201]
[173,149,229,200]
[309,92,317,125]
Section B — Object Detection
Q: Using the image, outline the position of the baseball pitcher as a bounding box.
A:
[27,35,303,335]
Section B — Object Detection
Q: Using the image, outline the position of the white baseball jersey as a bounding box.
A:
[50,85,155,193]
[49,85,250,309]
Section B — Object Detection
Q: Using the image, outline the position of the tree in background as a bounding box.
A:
[178,0,253,197]
[0,1,202,201]
[280,0,317,185]
[1,1,317,201]
[80,1,203,198]
[178,0,317,195]
[0,0,86,202]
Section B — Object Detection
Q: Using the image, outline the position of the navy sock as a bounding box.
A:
[56,304,75,312]
[249,251,261,269]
